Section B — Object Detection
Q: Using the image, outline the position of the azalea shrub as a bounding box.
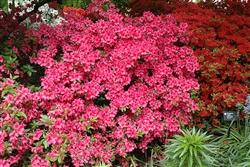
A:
[129,0,250,128]
[0,0,199,166]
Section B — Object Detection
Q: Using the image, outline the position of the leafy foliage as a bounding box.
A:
[0,0,8,12]
[60,0,91,8]
[211,124,250,166]
[211,95,250,167]
[160,128,219,167]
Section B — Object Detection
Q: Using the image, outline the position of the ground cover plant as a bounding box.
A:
[160,127,219,167]
[210,94,250,167]
[128,0,250,128]
[0,0,200,166]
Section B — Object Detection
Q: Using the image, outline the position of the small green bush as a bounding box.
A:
[160,128,219,167]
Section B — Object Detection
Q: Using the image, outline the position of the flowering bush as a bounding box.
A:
[129,0,250,128]
[0,0,199,166]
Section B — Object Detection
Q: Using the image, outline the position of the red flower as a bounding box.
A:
[49,1,58,8]
[63,6,86,19]
[200,110,211,117]
[198,123,205,128]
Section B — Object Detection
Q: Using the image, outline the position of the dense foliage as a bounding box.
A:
[129,0,250,128]
[0,0,199,166]
[161,128,218,167]
[0,2,44,87]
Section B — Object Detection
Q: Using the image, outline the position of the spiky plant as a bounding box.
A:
[160,128,219,167]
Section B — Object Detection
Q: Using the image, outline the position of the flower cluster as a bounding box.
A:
[129,0,250,127]
[62,6,87,20]
[0,0,199,166]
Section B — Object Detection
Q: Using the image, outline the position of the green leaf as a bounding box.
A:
[27,71,32,76]
[16,111,27,118]
[188,150,193,167]
[101,1,110,11]
[9,74,19,80]
[99,50,105,57]
[90,117,98,123]
[8,89,18,95]
[195,154,203,167]
[179,153,188,167]
[136,131,144,138]
[120,106,129,112]
[86,126,94,133]
[47,156,57,162]
[179,144,189,157]
[43,140,49,149]
[0,0,8,13]
[172,148,183,159]
[1,85,18,97]
[21,64,37,76]
[40,114,50,121]
[30,120,43,130]
[213,48,220,53]
[0,0,7,7]
[189,145,193,160]
[28,85,42,92]
[3,103,12,111]
[199,150,212,163]
[58,156,62,164]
